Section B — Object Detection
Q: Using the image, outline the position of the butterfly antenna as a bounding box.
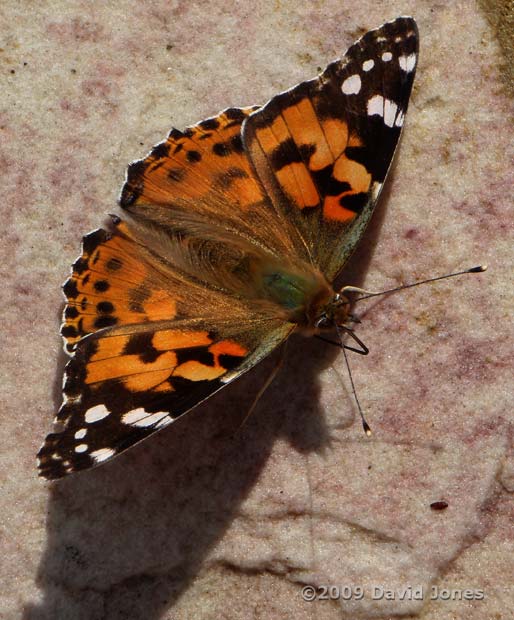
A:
[335,324,371,437]
[342,265,487,303]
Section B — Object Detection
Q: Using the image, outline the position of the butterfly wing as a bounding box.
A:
[39,220,293,478]
[243,16,418,281]
[119,106,309,264]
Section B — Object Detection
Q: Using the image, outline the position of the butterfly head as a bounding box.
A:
[312,293,351,333]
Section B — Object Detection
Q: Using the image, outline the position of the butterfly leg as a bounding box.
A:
[234,341,288,433]
[315,327,369,355]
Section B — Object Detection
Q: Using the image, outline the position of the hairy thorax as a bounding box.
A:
[251,258,350,333]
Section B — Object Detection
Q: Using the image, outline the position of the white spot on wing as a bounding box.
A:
[362,59,374,71]
[367,95,384,117]
[399,53,416,73]
[367,95,400,128]
[155,415,173,428]
[74,428,87,439]
[395,110,405,127]
[122,408,171,428]
[341,74,361,95]
[371,182,383,201]
[121,408,147,425]
[383,99,398,127]
[381,51,393,62]
[85,404,110,423]
[74,443,88,453]
[90,447,115,463]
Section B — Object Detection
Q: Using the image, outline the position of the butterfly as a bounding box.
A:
[38,16,419,479]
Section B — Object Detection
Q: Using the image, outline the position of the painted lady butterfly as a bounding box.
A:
[38,17,419,479]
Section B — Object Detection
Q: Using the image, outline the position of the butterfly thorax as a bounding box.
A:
[253,259,349,333]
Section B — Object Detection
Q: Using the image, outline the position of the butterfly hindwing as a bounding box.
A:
[60,218,180,354]
[243,16,418,279]
[40,217,293,478]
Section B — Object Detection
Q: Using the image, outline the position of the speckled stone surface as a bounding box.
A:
[1,2,512,619]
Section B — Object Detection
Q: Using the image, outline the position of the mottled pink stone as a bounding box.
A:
[2,2,512,619]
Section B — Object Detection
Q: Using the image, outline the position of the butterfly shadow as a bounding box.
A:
[24,185,392,620]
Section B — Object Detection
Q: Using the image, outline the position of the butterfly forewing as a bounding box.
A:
[243,16,418,280]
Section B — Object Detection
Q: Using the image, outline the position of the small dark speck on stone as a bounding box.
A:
[430,501,449,511]
[71,68,77,74]
[10,69,15,74]
[166,44,174,51]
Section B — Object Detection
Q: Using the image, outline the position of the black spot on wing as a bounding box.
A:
[120,160,146,207]
[339,192,368,214]
[151,142,170,159]
[168,168,185,182]
[175,347,215,367]
[186,150,202,163]
[61,325,78,339]
[63,278,79,299]
[311,164,352,196]
[199,117,220,130]
[94,280,110,293]
[270,138,302,171]
[212,142,231,157]
[96,301,114,314]
[82,229,110,255]
[123,332,161,364]
[216,167,249,189]
[65,306,79,319]
[72,257,88,275]
[106,257,122,271]
[94,315,118,329]
[218,353,245,371]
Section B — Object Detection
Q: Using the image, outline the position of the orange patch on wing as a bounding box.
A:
[282,99,333,171]
[153,330,212,351]
[276,162,319,208]
[209,341,248,357]
[323,156,371,222]
[230,176,264,206]
[333,157,371,193]
[151,381,175,393]
[174,338,248,381]
[269,115,291,143]
[90,335,130,362]
[320,118,349,157]
[124,369,173,392]
[85,351,177,386]
[142,291,177,322]
[323,196,358,222]
[254,125,280,155]
[347,133,362,147]
[174,361,226,381]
